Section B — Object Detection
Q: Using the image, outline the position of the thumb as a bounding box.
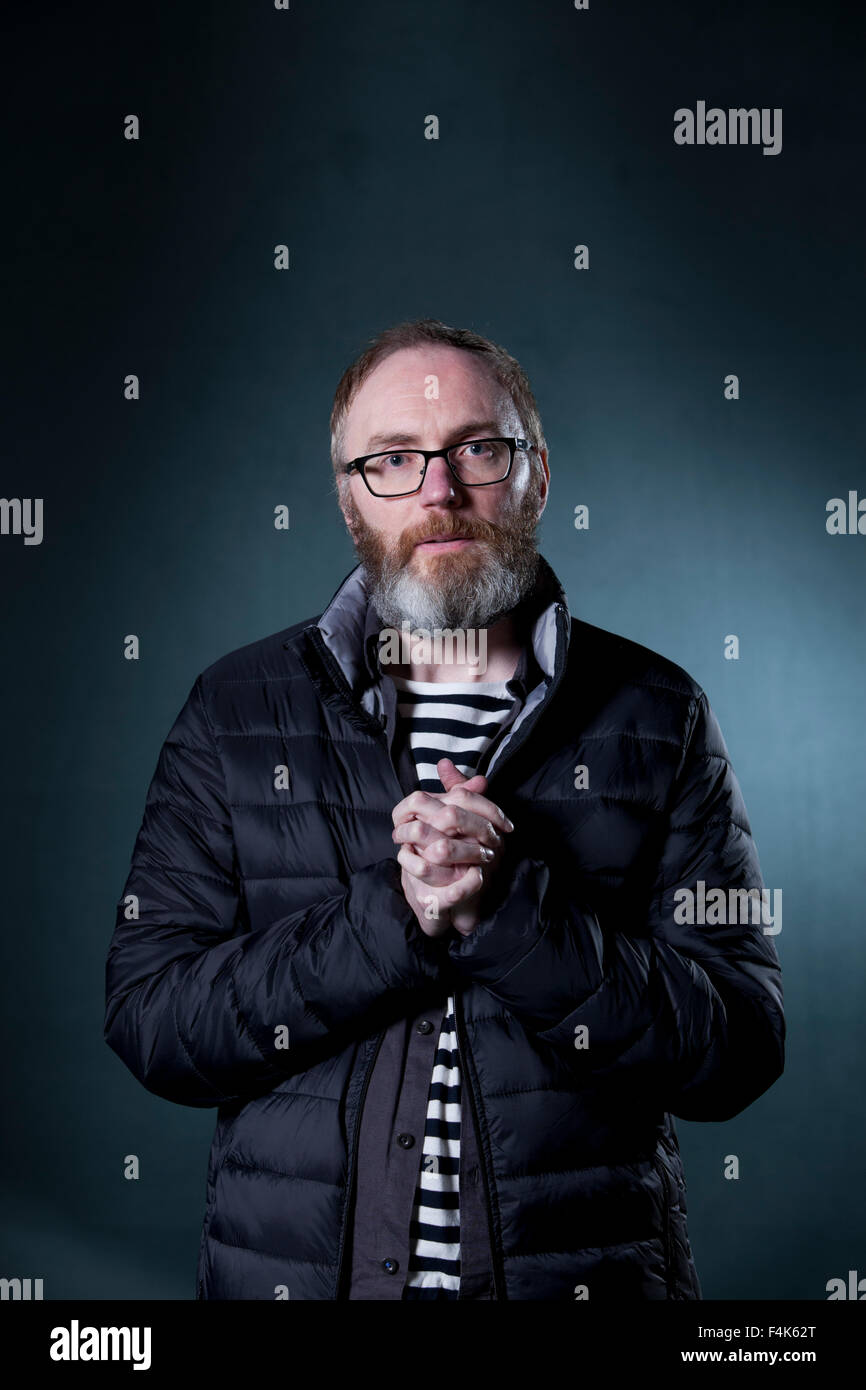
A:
[438,757,487,795]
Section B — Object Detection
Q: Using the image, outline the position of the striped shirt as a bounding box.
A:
[392,675,518,1294]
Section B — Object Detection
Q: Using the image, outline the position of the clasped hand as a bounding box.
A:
[392,758,514,938]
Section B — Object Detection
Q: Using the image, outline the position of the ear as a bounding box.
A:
[337,477,360,538]
[534,448,550,519]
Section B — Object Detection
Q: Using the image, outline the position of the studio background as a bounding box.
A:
[3,0,863,1298]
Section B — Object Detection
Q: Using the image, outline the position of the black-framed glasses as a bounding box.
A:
[343,436,536,498]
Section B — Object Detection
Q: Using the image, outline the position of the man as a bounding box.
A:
[104,318,785,1301]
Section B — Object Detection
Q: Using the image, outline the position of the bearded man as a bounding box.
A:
[104,318,784,1301]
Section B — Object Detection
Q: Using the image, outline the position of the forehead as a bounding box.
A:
[343,345,515,451]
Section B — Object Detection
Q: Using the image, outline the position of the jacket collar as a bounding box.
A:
[316,555,568,690]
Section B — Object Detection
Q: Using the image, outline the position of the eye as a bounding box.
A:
[384,453,410,468]
[455,440,494,459]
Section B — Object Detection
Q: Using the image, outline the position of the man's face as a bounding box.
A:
[337,345,550,630]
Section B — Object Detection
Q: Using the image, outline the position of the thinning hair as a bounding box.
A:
[329,318,547,490]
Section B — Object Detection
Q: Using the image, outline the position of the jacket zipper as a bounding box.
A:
[304,626,392,739]
[453,989,508,1300]
[312,605,569,1303]
[334,1030,385,1299]
[480,603,570,791]
[309,621,416,1300]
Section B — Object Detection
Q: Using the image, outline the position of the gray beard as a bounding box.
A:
[366,547,538,630]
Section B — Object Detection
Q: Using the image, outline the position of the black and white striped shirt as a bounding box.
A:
[392,674,517,1294]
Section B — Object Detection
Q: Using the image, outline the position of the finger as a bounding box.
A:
[442,809,503,847]
[435,863,485,907]
[440,786,515,833]
[392,788,449,829]
[397,843,457,883]
[437,757,488,795]
[437,758,466,792]
[393,819,441,849]
[396,797,507,843]
[392,819,501,853]
[421,836,497,867]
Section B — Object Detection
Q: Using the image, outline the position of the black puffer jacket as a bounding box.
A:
[104,556,785,1300]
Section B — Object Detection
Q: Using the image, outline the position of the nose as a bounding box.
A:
[417,453,461,505]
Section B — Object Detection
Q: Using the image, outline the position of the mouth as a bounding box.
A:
[413,537,476,552]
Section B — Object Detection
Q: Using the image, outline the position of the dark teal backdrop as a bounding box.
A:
[3,0,863,1299]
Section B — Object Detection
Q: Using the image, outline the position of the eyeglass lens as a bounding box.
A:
[362,439,511,495]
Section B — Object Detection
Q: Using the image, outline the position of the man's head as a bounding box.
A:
[330,319,550,630]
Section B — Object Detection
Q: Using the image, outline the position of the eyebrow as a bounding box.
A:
[361,420,504,454]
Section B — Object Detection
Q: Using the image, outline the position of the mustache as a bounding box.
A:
[395,514,505,565]
[344,472,543,580]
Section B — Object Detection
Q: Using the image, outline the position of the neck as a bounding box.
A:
[389,614,521,684]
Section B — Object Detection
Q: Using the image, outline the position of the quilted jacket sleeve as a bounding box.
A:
[445,690,785,1121]
[104,676,446,1108]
